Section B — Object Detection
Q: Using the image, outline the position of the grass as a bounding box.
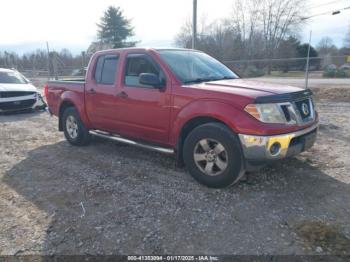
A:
[296,221,350,254]
[270,71,305,77]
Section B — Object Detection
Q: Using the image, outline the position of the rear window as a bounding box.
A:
[0,71,28,84]
[94,55,119,85]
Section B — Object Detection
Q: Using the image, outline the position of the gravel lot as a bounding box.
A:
[0,86,350,256]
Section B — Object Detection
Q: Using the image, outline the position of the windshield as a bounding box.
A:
[158,50,239,84]
[0,71,28,84]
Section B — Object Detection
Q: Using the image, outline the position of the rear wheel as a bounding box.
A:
[183,123,244,188]
[62,107,90,146]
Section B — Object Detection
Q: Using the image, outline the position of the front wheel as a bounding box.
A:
[183,123,244,188]
[62,107,90,146]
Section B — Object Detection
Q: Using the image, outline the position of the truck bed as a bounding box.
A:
[48,78,85,84]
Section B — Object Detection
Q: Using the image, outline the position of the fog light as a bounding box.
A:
[269,142,281,156]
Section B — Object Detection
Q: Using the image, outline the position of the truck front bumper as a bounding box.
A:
[238,123,318,165]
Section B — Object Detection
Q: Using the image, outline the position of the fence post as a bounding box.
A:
[305,31,312,89]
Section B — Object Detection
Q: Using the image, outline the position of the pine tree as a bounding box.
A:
[97,6,136,48]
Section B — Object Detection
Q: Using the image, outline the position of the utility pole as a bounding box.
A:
[46,42,51,80]
[81,51,86,69]
[192,0,197,49]
[53,52,58,80]
[305,31,312,89]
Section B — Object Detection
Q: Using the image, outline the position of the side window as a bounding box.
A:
[124,54,165,88]
[94,55,119,85]
[94,56,104,83]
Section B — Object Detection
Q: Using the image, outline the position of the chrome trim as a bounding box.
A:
[274,97,315,126]
[238,122,318,160]
[89,130,174,154]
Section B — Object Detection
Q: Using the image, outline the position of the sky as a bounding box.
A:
[0,0,349,55]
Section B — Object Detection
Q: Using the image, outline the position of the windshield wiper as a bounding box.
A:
[214,76,237,80]
[183,78,217,84]
[183,76,237,84]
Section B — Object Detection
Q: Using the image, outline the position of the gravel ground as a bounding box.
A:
[0,93,350,255]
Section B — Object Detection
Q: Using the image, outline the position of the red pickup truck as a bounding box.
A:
[45,48,318,188]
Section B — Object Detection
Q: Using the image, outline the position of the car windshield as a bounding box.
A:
[0,71,28,84]
[158,50,239,84]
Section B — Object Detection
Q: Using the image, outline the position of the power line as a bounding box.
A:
[306,0,346,10]
[301,5,350,20]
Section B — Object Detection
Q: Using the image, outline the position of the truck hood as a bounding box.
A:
[0,83,38,92]
[189,79,304,99]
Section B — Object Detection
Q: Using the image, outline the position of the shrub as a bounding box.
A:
[323,68,349,78]
[243,66,265,78]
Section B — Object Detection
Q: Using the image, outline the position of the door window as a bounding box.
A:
[124,54,165,88]
[94,55,119,85]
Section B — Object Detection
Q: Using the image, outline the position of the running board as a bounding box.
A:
[89,130,174,154]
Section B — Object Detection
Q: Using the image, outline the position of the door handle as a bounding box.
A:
[87,88,96,94]
[116,91,128,99]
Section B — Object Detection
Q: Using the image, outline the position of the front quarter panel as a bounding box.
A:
[170,99,246,145]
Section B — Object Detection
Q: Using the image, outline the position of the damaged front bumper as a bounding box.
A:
[238,123,318,166]
[0,92,47,113]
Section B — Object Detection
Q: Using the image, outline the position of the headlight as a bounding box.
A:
[244,103,287,124]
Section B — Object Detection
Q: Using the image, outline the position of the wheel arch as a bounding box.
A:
[175,116,232,167]
[58,100,76,131]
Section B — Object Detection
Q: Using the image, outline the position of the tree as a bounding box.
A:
[275,36,300,72]
[175,0,305,76]
[97,6,136,48]
[316,37,338,56]
[296,43,319,69]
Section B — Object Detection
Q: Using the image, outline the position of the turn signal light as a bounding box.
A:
[244,104,260,121]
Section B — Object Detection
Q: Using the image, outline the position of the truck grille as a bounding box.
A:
[278,97,315,125]
[0,99,36,111]
[0,91,36,98]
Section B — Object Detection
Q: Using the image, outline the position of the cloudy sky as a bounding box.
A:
[0,0,349,54]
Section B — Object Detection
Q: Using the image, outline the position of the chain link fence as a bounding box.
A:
[1,54,349,87]
[223,55,350,78]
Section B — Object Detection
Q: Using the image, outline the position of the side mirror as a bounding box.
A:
[139,73,163,88]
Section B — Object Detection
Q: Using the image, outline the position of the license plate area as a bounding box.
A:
[287,129,317,156]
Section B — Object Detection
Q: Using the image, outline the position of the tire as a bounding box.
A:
[62,107,90,146]
[183,122,244,188]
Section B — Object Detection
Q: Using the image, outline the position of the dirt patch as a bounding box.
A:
[309,87,350,102]
[296,222,350,254]
[0,101,350,255]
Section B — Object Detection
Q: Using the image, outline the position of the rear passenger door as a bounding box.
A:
[85,53,121,131]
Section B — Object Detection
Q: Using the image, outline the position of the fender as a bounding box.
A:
[170,99,249,145]
[59,91,93,129]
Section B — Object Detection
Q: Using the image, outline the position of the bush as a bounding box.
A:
[335,69,348,78]
[323,68,349,78]
[243,66,265,78]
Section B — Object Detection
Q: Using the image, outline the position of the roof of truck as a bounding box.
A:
[94,47,201,55]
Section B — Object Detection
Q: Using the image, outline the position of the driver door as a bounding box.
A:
[113,53,171,145]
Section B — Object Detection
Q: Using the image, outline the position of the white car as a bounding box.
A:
[0,68,46,113]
